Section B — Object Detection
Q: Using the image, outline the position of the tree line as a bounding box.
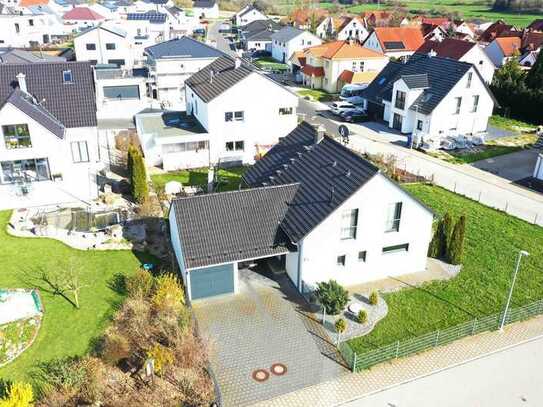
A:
[493,0,543,12]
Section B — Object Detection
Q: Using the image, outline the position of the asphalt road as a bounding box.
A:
[207,20,237,56]
[340,335,543,407]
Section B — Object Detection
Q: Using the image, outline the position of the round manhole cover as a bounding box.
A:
[270,363,287,376]
[252,369,270,382]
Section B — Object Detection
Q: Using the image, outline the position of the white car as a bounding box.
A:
[330,101,356,115]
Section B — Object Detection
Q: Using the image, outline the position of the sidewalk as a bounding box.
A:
[254,315,543,407]
[346,127,543,226]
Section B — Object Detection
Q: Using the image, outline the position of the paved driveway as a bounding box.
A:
[470,149,539,181]
[193,265,347,407]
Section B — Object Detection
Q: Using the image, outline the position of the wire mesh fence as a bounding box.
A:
[340,298,543,373]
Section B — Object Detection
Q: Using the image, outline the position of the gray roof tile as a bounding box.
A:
[243,122,380,243]
[171,184,299,269]
[271,26,307,42]
[145,36,226,59]
[4,89,65,138]
[185,56,254,102]
[401,73,429,89]
[0,61,97,128]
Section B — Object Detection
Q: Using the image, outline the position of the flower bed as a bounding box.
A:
[0,315,42,367]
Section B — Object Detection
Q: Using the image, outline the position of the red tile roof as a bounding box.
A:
[307,40,384,60]
[421,17,450,27]
[496,37,522,56]
[528,19,543,32]
[479,20,516,43]
[63,7,104,21]
[301,65,324,77]
[372,27,425,51]
[415,38,476,60]
[20,0,48,7]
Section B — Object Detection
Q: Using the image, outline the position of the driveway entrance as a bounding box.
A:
[193,263,347,406]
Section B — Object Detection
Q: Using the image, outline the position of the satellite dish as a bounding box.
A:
[338,125,350,144]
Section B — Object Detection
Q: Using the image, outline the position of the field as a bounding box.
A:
[274,0,541,27]
[0,211,154,382]
[348,184,543,354]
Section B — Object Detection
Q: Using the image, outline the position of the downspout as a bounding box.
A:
[296,240,303,293]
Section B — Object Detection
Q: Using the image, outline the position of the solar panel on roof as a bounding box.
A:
[384,41,405,50]
[126,12,166,22]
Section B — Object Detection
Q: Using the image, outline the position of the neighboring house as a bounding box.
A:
[124,10,170,45]
[63,6,105,32]
[165,5,201,37]
[478,19,517,44]
[316,16,369,43]
[94,66,150,120]
[287,7,328,30]
[192,0,218,19]
[484,30,543,67]
[0,7,56,47]
[137,56,298,171]
[74,24,134,68]
[415,38,496,83]
[453,20,476,40]
[232,4,267,27]
[145,36,225,110]
[0,48,66,63]
[528,19,543,32]
[169,121,434,300]
[519,50,540,67]
[363,27,424,59]
[271,26,322,64]
[420,23,447,42]
[360,10,391,27]
[362,55,496,143]
[240,19,281,52]
[0,61,99,209]
[300,40,388,93]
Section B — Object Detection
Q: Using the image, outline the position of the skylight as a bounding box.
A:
[62,70,73,83]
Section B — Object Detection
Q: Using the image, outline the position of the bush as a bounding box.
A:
[100,329,130,365]
[315,280,349,315]
[152,274,185,313]
[335,318,347,334]
[440,213,453,258]
[0,382,33,407]
[369,291,379,306]
[448,215,466,265]
[147,344,174,376]
[356,310,368,324]
[125,268,154,298]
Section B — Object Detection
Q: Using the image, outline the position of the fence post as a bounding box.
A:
[471,318,477,335]
[434,330,440,347]
[352,352,357,373]
[395,340,400,358]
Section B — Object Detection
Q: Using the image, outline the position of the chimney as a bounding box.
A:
[428,49,437,58]
[234,57,242,69]
[315,124,326,144]
[209,68,215,84]
[16,73,27,93]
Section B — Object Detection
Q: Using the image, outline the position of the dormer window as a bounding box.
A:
[63,70,73,83]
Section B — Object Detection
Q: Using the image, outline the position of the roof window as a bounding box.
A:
[62,70,73,84]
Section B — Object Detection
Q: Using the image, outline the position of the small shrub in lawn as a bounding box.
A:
[448,215,466,265]
[369,291,379,306]
[335,318,347,334]
[315,280,349,315]
[357,310,368,324]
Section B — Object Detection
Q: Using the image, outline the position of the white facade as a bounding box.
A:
[74,25,134,68]
[316,17,369,43]
[148,53,221,110]
[193,3,219,19]
[364,31,416,59]
[459,44,496,83]
[286,173,433,290]
[0,12,57,47]
[0,103,99,210]
[233,6,267,26]
[384,67,494,140]
[271,30,322,64]
[185,72,299,167]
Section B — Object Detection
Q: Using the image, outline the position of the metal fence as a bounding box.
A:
[339,298,543,373]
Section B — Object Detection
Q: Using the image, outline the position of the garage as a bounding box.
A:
[189,263,235,300]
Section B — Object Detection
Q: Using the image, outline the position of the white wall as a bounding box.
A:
[337,19,369,42]
[193,4,219,19]
[533,154,543,181]
[235,8,267,26]
[169,207,188,288]
[74,27,133,68]
[297,173,433,289]
[484,41,505,68]
[272,31,322,64]
[0,103,99,209]
[462,45,496,83]
[363,32,383,54]
[0,14,54,47]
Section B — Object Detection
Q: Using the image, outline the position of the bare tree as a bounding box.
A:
[41,258,87,309]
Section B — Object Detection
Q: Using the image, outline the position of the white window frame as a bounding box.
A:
[71,141,89,163]
[340,208,358,240]
[385,202,402,232]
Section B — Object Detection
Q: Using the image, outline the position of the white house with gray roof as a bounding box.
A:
[169,122,434,300]
[192,0,218,19]
[0,61,100,209]
[145,36,226,110]
[363,55,496,146]
[232,4,267,27]
[271,26,322,64]
[74,24,135,68]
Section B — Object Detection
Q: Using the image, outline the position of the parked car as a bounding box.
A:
[251,50,271,58]
[342,111,368,123]
[330,101,356,115]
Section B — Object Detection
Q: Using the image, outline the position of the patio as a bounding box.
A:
[192,263,347,407]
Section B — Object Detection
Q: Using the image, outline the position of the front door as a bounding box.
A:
[393,113,403,131]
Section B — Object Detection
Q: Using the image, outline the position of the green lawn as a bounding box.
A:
[489,115,539,132]
[151,166,246,193]
[253,57,289,72]
[348,184,543,354]
[0,211,153,382]
[297,89,337,102]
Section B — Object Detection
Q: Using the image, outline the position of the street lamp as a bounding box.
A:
[500,250,529,331]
